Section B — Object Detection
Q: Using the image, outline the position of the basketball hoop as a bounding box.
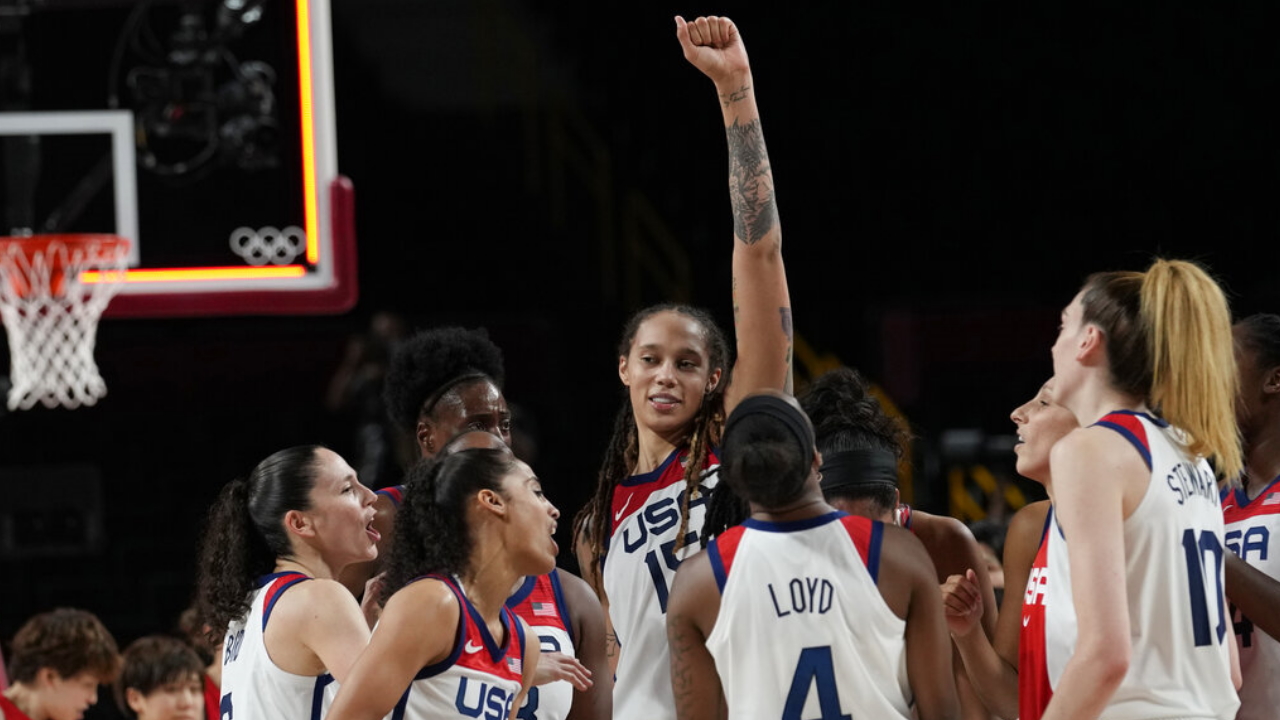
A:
[0,234,130,410]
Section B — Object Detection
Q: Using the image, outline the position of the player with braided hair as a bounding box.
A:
[572,15,795,720]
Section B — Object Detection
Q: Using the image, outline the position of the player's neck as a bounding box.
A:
[1069,383,1146,428]
[455,556,520,631]
[274,553,333,581]
[1243,428,1280,498]
[751,492,832,524]
[633,425,684,475]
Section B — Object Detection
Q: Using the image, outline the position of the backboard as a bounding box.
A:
[0,0,355,317]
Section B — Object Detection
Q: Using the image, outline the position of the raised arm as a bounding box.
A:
[675,15,793,413]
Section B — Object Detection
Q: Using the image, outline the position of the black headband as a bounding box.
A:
[819,448,899,492]
[723,394,815,463]
[419,372,490,417]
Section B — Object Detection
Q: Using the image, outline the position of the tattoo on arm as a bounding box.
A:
[719,83,751,108]
[780,307,794,394]
[668,621,698,718]
[732,276,740,327]
[725,118,778,246]
[606,631,618,659]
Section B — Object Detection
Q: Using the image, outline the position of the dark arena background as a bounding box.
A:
[1,2,1277,712]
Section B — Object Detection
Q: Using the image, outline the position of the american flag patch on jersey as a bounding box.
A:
[507,656,522,674]
[1264,492,1280,506]
[531,602,556,617]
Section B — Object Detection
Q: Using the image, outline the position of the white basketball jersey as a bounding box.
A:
[603,447,719,720]
[1045,411,1239,720]
[505,572,576,720]
[705,512,911,720]
[392,575,527,720]
[1222,476,1280,720]
[220,572,336,720]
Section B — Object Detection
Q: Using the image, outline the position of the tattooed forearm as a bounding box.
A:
[606,631,619,660]
[719,83,751,108]
[725,118,778,246]
[732,277,740,326]
[780,307,794,394]
[668,621,700,719]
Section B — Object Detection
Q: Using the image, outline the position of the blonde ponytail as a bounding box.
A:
[1141,259,1241,479]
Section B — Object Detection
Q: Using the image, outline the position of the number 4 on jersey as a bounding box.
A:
[783,646,851,720]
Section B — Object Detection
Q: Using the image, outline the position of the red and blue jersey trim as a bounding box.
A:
[377,485,405,506]
[505,570,574,645]
[605,446,720,550]
[709,512,881,589]
[1223,474,1280,521]
[258,571,310,631]
[408,574,526,681]
[839,515,883,584]
[1093,410,1163,470]
[309,675,334,720]
[708,525,746,593]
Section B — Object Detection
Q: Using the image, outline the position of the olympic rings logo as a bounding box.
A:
[229,226,307,266]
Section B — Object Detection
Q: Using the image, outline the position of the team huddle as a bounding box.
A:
[4,13,1279,720]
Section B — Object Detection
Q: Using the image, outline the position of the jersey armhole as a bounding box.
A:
[261,572,311,631]
[840,516,884,584]
[414,576,466,680]
[1092,412,1153,470]
[547,569,576,646]
[510,610,527,657]
[708,526,745,594]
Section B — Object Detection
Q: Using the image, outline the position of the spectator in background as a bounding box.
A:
[176,607,221,720]
[114,636,204,720]
[0,608,119,720]
[325,310,412,490]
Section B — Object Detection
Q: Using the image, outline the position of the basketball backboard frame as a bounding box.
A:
[0,0,356,318]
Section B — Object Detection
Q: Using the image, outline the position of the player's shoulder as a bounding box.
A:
[384,576,462,629]
[395,575,460,608]
[878,523,937,579]
[1052,424,1149,478]
[909,509,976,545]
[554,567,600,612]
[1009,499,1051,533]
[279,576,353,607]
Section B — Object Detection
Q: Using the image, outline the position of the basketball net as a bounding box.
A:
[0,235,130,410]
